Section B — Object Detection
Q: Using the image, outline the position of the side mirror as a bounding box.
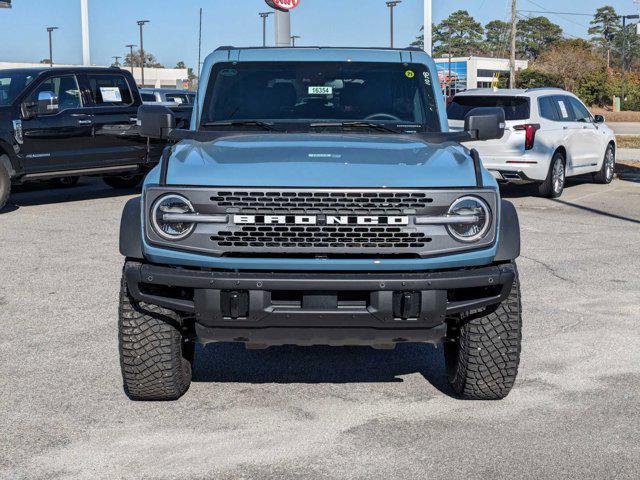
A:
[37,91,59,115]
[594,114,605,124]
[464,107,505,141]
[137,104,176,139]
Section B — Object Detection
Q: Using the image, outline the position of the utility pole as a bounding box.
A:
[386,1,401,48]
[137,20,150,87]
[81,0,90,66]
[509,0,517,88]
[291,35,300,47]
[621,14,640,104]
[259,12,273,47]
[125,44,137,76]
[423,0,432,54]
[197,8,203,76]
[46,27,59,66]
[112,56,121,67]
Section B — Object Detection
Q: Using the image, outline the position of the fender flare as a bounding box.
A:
[0,140,17,177]
[495,199,520,261]
[119,197,144,260]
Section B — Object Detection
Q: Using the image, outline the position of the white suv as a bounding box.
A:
[448,88,617,197]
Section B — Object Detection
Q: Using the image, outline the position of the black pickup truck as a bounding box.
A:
[0,67,192,209]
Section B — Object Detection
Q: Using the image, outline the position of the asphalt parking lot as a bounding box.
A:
[1,173,639,480]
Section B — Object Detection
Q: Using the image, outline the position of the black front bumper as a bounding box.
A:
[124,261,516,347]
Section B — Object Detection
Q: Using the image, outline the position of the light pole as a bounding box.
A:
[112,56,121,67]
[259,12,273,47]
[46,27,59,66]
[137,20,150,87]
[291,35,300,47]
[386,1,401,48]
[621,14,639,104]
[125,44,137,76]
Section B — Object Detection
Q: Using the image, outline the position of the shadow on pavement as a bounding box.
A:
[2,178,138,211]
[499,175,594,199]
[193,342,456,397]
[551,198,640,225]
[616,162,640,183]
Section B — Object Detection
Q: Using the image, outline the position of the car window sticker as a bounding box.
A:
[557,100,569,119]
[308,86,333,95]
[100,86,122,103]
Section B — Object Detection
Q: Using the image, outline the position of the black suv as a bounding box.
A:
[0,67,159,209]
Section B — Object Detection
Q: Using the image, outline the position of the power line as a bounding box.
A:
[523,0,589,29]
[518,10,592,17]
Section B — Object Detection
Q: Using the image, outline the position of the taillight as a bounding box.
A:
[514,124,540,150]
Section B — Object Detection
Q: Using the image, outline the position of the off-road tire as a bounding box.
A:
[444,263,522,400]
[0,155,11,210]
[538,152,565,198]
[118,276,193,401]
[592,144,615,184]
[103,174,143,190]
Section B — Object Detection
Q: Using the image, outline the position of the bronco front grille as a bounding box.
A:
[210,190,434,215]
[144,187,498,259]
[212,225,432,250]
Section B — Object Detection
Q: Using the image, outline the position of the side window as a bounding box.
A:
[538,96,559,121]
[27,75,82,113]
[86,74,133,107]
[554,96,574,122]
[568,97,592,123]
[141,93,156,102]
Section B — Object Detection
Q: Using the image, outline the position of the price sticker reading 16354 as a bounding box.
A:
[308,86,333,95]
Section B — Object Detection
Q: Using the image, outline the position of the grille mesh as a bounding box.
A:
[210,191,434,215]
[211,226,432,250]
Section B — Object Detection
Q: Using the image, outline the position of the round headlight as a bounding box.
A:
[151,194,196,240]
[446,196,491,243]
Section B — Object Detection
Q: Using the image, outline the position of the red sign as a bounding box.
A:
[265,0,300,12]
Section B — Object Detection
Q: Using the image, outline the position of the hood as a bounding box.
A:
[165,133,481,188]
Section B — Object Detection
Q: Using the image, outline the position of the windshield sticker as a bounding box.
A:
[422,71,431,86]
[308,86,333,95]
[558,100,569,119]
[221,69,238,76]
[405,70,415,79]
[100,87,122,103]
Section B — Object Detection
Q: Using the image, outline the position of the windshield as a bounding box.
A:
[0,71,36,106]
[201,62,441,132]
[447,96,530,121]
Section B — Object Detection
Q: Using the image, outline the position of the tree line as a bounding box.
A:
[412,6,640,109]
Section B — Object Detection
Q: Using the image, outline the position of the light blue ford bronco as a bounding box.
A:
[118,47,522,401]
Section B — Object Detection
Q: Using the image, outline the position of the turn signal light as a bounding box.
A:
[514,124,540,150]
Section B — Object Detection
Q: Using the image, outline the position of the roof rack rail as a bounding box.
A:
[525,87,564,93]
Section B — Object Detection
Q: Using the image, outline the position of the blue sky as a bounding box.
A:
[0,0,637,70]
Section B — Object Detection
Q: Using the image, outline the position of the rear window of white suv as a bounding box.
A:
[448,96,530,121]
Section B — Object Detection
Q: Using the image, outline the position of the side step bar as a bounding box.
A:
[21,164,140,181]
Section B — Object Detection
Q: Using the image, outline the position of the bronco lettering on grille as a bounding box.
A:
[233,215,410,226]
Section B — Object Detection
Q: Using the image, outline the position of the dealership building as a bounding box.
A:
[434,56,529,93]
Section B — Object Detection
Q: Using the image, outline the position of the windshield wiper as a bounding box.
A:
[309,121,401,134]
[201,120,280,131]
